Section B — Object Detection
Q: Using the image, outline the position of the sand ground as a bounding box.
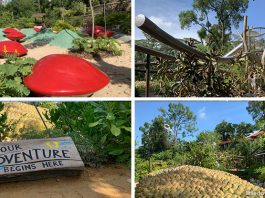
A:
[0,42,131,97]
[0,165,131,198]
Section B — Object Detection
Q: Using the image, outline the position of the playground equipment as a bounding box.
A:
[135,14,265,97]
[24,54,110,96]
[0,41,28,57]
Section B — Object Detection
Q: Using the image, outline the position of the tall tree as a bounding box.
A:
[247,101,265,129]
[179,0,251,53]
[159,103,197,145]
[139,116,170,172]
[7,0,36,18]
[215,120,255,141]
[214,120,234,141]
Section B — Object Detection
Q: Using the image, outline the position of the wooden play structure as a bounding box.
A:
[135,14,265,97]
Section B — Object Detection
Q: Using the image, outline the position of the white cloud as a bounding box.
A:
[149,16,174,29]
[198,107,207,120]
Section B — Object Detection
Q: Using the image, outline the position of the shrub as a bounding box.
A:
[0,56,36,97]
[256,167,265,182]
[13,17,35,28]
[95,11,131,34]
[44,102,131,165]
[71,37,122,56]
[52,20,76,32]
[65,16,84,27]
[0,11,13,27]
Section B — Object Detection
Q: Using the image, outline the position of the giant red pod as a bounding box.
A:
[34,27,41,32]
[87,25,105,36]
[0,41,28,57]
[2,27,17,34]
[96,30,114,38]
[24,54,110,96]
[6,31,26,41]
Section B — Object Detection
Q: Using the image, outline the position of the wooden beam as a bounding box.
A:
[0,137,84,183]
[135,68,157,73]
[135,62,158,67]
[135,45,176,61]
[136,14,234,63]
[145,54,151,97]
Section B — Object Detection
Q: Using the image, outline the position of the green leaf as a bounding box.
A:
[19,66,32,75]
[108,148,124,155]
[116,119,126,126]
[0,64,19,76]
[106,113,115,120]
[89,120,101,127]
[101,134,108,144]
[110,124,121,136]
[121,126,131,132]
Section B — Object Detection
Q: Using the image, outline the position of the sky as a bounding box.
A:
[135,101,255,145]
[135,0,265,40]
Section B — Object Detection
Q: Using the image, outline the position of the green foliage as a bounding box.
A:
[235,136,265,168]
[52,20,76,32]
[0,103,9,142]
[0,56,36,97]
[186,141,217,169]
[135,154,149,181]
[45,102,131,165]
[65,16,84,27]
[36,102,58,110]
[71,37,122,56]
[95,11,131,34]
[0,11,13,28]
[179,0,250,54]
[12,17,35,28]
[256,167,265,182]
[17,129,66,140]
[139,116,170,159]
[215,120,255,141]
[247,101,265,129]
[6,0,36,18]
[159,103,197,143]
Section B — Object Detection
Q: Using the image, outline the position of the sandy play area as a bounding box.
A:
[0,165,131,198]
[0,30,131,97]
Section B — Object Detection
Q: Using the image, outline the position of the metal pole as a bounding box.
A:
[145,54,150,97]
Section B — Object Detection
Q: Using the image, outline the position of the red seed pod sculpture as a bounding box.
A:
[0,41,28,57]
[6,31,26,41]
[24,54,110,96]
[2,27,17,34]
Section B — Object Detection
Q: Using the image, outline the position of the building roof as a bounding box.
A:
[247,130,265,139]
[220,140,232,145]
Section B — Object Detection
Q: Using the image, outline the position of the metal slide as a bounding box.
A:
[136,14,241,63]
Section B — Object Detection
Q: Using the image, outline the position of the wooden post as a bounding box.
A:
[145,54,150,97]
[243,16,249,81]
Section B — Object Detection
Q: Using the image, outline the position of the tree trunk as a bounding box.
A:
[148,157,151,173]
[89,0,95,45]
[220,20,225,48]
[38,0,41,12]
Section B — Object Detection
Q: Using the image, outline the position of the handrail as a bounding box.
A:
[136,14,234,63]
[135,45,176,61]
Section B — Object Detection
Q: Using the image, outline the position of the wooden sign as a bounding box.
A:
[0,137,84,182]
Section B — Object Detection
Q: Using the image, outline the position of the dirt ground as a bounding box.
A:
[0,42,131,97]
[0,165,131,198]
